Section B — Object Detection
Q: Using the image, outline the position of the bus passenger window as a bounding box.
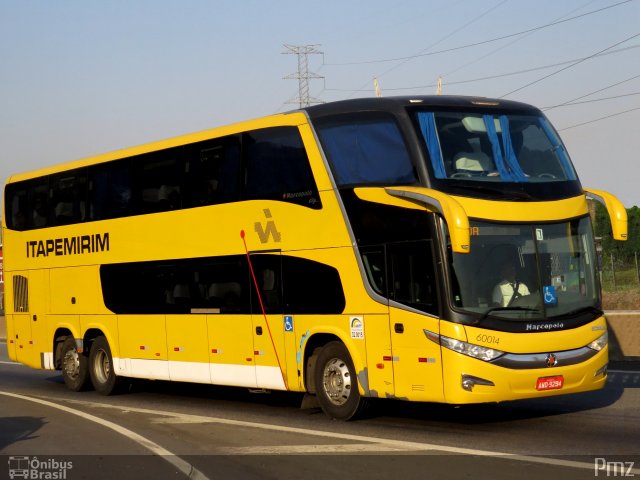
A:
[244,127,320,209]
[133,149,183,214]
[183,136,241,208]
[315,113,417,187]
[50,169,87,226]
[89,160,132,220]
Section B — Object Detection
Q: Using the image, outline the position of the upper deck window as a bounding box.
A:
[415,111,577,183]
[314,113,418,187]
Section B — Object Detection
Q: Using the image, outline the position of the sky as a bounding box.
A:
[1,0,639,208]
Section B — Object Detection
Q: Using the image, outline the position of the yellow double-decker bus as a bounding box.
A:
[2,96,627,419]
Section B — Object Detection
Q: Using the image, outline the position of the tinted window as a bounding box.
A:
[249,254,283,314]
[101,256,250,314]
[248,254,346,314]
[315,113,418,187]
[132,147,183,214]
[244,127,321,209]
[416,110,577,183]
[283,256,346,313]
[5,182,29,230]
[360,241,438,315]
[5,126,320,230]
[100,254,345,315]
[388,240,438,315]
[6,177,49,231]
[183,136,241,208]
[50,169,87,226]
[88,159,132,221]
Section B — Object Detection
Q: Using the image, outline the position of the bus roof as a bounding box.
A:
[302,95,542,119]
[4,111,308,184]
[5,95,541,184]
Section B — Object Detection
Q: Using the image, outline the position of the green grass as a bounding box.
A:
[600,267,640,292]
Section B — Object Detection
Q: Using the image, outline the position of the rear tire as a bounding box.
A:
[89,336,122,395]
[314,341,369,420]
[60,336,91,392]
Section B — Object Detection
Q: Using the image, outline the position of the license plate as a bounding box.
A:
[536,375,564,391]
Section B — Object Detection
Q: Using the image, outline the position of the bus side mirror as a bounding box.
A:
[385,187,471,254]
[584,188,628,241]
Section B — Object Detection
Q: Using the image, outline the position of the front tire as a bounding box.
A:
[314,341,369,420]
[60,336,91,392]
[89,336,122,395]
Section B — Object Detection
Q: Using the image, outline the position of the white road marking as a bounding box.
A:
[0,391,210,480]
[55,396,640,474]
[215,444,412,454]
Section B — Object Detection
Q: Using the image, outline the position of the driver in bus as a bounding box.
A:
[492,262,530,307]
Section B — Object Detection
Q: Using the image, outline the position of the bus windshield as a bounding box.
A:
[415,110,577,183]
[448,217,599,321]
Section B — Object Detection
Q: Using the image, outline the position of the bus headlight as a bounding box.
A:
[425,330,504,362]
[587,332,608,352]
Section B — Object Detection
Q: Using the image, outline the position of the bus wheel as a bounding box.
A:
[89,336,121,395]
[60,337,90,391]
[314,341,368,420]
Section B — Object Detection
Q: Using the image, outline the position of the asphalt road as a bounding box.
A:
[1,341,639,480]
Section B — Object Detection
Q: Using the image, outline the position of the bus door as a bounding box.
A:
[360,246,395,398]
[387,241,444,402]
[249,253,287,390]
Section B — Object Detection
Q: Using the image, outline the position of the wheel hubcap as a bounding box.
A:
[93,349,110,385]
[63,349,80,380]
[322,357,352,406]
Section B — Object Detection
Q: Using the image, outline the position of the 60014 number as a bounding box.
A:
[476,334,500,345]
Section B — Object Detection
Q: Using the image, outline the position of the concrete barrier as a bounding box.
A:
[1,313,638,360]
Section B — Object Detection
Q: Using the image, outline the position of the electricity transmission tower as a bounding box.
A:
[282,44,324,108]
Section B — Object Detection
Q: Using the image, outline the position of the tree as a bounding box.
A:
[593,202,640,265]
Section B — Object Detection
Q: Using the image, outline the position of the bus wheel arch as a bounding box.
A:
[303,333,340,394]
[306,337,370,420]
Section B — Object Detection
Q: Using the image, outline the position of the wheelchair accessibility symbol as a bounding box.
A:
[284,316,294,332]
[543,286,558,305]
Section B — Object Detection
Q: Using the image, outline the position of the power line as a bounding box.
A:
[343,0,508,99]
[545,91,640,108]
[543,72,640,110]
[442,0,601,79]
[376,0,508,80]
[499,31,640,98]
[324,45,640,93]
[558,106,640,130]
[323,0,636,66]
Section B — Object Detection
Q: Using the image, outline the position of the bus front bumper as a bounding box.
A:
[441,346,608,404]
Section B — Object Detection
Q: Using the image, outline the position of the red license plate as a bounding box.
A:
[536,375,564,391]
